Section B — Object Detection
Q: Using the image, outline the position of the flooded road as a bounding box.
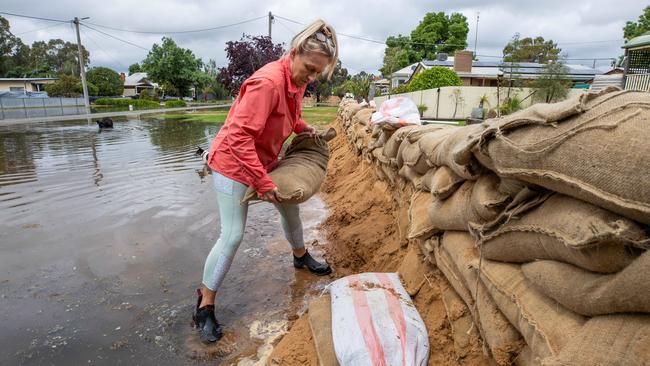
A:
[0,118,331,365]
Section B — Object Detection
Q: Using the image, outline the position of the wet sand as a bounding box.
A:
[0,118,332,365]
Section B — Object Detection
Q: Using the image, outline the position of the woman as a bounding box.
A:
[193,20,339,343]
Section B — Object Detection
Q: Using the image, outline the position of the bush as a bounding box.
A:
[46,75,98,97]
[94,98,160,108]
[86,67,124,96]
[164,100,187,108]
[417,104,428,117]
[500,96,523,115]
[408,67,462,92]
[390,84,411,95]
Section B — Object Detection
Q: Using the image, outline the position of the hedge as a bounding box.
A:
[164,100,187,108]
[94,98,160,108]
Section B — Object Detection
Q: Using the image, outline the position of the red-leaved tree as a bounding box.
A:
[218,34,284,96]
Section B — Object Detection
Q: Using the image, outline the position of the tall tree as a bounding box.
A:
[380,36,419,77]
[624,6,650,40]
[218,34,284,96]
[128,63,142,75]
[0,16,22,76]
[141,37,203,97]
[410,12,469,58]
[502,34,561,63]
[86,67,124,96]
[531,60,572,103]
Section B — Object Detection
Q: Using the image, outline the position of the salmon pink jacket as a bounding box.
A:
[207,56,308,194]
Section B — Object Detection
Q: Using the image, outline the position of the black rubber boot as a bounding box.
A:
[293,250,332,276]
[192,289,223,344]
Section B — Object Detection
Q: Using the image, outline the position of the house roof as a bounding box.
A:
[124,72,154,86]
[623,31,650,49]
[399,58,601,83]
[590,74,624,92]
[0,77,57,81]
[391,63,420,77]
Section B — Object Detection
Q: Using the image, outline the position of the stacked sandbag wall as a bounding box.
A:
[335,88,650,366]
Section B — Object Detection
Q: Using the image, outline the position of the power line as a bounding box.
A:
[83,15,267,35]
[80,23,149,51]
[14,22,68,36]
[0,11,69,23]
[82,25,131,70]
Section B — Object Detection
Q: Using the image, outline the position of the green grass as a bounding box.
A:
[152,106,338,127]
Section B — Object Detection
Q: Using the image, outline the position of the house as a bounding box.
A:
[389,63,419,88]
[122,72,158,97]
[622,31,650,91]
[0,77,57,93]
[370,77,390,96]
[399,51,601,88]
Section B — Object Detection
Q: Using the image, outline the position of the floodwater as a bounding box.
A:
[0,117,332,365]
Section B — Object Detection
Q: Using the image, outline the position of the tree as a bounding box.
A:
[142,37,203,97]
[86,67,124,96]
[128,63,142,75]
[380,35,420,77]
[307,60,349,101]
[531,60,572,103]
[624,6,650,40]
[502,34,561,63]
[408,67,461,92]
[410,12,469,58]
[218,34,284,96]
[341,72,372,101]
[45,74,98,97]
[0,16,22,76]
[27,39,89,76]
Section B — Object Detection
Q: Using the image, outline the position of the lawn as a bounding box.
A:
[152,106,338,128]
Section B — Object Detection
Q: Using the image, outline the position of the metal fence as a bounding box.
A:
[0,98,86,120]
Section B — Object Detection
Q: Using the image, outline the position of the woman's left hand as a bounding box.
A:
[304,125,316,137]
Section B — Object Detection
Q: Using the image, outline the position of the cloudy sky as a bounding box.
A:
[2,0,646,75]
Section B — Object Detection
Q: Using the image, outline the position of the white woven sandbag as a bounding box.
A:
[330,272,430,366]
[371,97,422,128]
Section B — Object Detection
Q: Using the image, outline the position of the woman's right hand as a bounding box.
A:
[260,188,282,204]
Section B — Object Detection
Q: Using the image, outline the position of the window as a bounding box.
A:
[9,87,25,92]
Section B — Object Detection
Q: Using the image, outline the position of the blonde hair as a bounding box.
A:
[290,19,339,79]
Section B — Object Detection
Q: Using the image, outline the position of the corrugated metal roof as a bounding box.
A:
[590,74,624,92]
[124,72,152,86]
[623,32,650,49]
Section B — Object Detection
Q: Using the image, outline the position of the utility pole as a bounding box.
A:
[268,11,274,40]
[73,17,90,115]
[473,12,480,57]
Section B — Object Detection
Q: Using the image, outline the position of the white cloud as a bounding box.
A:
[3,0,647,75]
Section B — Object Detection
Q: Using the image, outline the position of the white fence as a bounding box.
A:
[374,86,586,120]
[0,98,86,120]
[625,74,650,92]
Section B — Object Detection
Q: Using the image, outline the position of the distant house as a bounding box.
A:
[123,72,158,97]
[370,77,390,96]
[0,77,57,93]
[396,51,601,89]
[390,63,419,88]
[622,32,650,91]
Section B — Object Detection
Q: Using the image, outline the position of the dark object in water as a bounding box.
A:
[97,117,113,129]
[196,147,209,163]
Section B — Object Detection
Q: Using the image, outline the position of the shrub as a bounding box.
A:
[417,104,428,117]
[94,98,160,108]
[165,100,187,108]
[500,96,523,115]
[86,67,124,96]
[390,84,411,95]
[408,67,462,92]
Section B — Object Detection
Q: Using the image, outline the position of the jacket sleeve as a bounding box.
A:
[293,118,308,134]
[223,78,278,194]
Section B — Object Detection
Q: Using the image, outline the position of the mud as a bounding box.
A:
[0,118,332,365]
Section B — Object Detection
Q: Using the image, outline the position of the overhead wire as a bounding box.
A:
[80,23,149,51]
[82,15,267,35]
[14,22,68,36]
[82,25,131,70]
[0,11,69,23]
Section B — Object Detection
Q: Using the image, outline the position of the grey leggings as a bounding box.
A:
[202,171,305,291]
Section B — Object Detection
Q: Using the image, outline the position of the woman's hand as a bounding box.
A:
[304,125,316,137]
[260,187,282,203]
